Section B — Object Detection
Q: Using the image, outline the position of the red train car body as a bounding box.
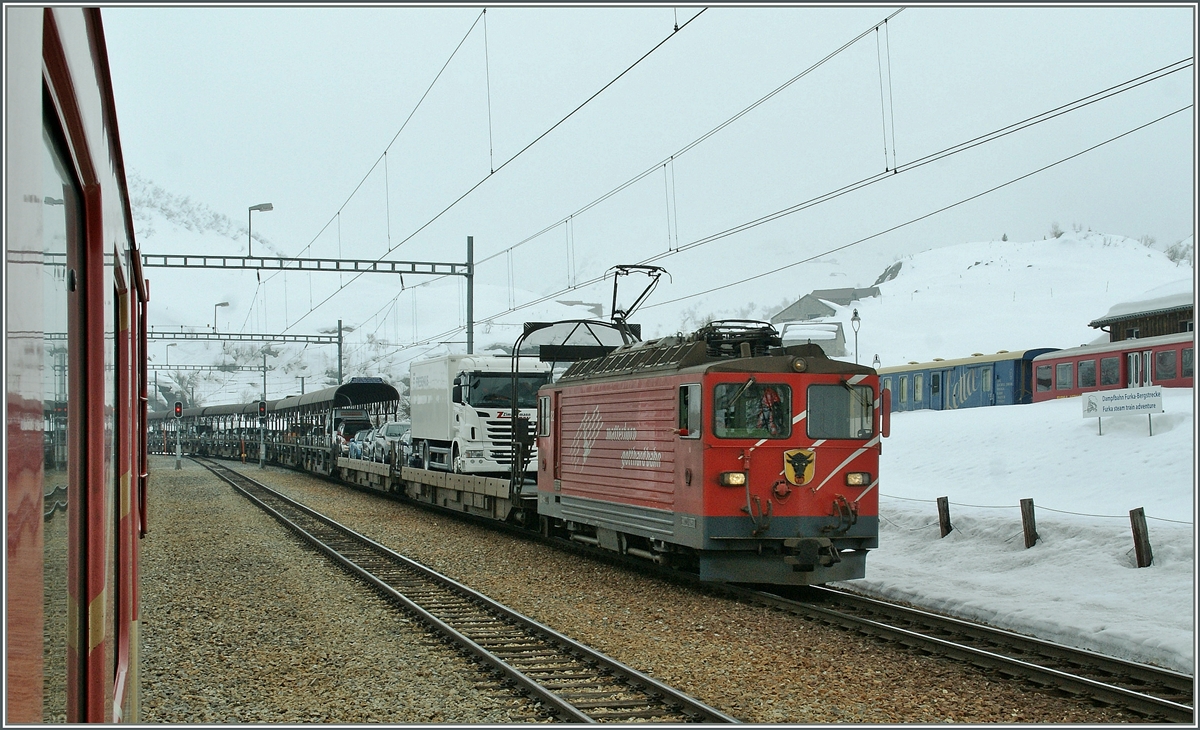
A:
[1030,332,1194,402]
[536,323,885,585]
[6,7,148,723]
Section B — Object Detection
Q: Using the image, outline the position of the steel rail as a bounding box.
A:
[195,458,737,724]
[721,584,1194,724]
[812,586,1194,699]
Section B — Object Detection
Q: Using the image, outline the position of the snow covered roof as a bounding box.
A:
[778,321,841,342]
[1088,278,1194,328]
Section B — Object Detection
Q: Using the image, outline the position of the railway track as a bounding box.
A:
[718,584,1194,724]
[194,458,737,724]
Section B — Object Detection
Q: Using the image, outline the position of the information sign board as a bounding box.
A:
[1082,386,1163,417]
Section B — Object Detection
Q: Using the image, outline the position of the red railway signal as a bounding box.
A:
[174,401,182,418]
[258,400,267,418]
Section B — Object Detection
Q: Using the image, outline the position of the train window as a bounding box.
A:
[1184,348,1194,378]
[678,384,701,439]
[898,376,908,403]
[42,111,84,723]
[1155,350,1177,381]
[537,395,551,437]
[1077,359,1096,388]
[982,366,993,392]
[713,381,791,439]
[1035,365,1052,391]
[913,373,924,402]
[1100,356,1120,386]
[1055,362,1073,390]
[930,372,940,395]
[881,377,891,394]
[807,385,875,440]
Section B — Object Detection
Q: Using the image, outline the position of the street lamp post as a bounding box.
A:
[851,309,861,364]
[248,203,273,257]
[213,301,229,331]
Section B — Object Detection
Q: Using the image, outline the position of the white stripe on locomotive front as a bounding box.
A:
[810,435,881,493]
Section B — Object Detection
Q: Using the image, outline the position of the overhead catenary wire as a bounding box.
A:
[279,8,710,335]
[327,33,1187,367]
[369,56,1190,347]
[377,103,1190,362]
[635,58,1193,273]
[345,7,910,340]
[348,89,1190,364]
[641,103,1192,309]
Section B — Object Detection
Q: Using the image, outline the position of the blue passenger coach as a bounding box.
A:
[878,349,1060,412]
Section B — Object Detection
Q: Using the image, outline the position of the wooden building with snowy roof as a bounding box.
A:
[1088,279,1194,342]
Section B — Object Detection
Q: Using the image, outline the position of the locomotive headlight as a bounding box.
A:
[845,472,871,486]
[791,357,808,372]
[718,471,748,487]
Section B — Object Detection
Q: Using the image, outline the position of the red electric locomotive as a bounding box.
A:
[6,7,148,723]
[535,321,887,585]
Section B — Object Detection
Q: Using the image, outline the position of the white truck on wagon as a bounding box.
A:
[408,354,551,476]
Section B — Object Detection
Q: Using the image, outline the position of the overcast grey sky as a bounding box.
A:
[101,4,1195,339]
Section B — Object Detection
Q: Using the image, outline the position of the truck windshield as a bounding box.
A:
[466,373,550,409]
[806,384,875,440]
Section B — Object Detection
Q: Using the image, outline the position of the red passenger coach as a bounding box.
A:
[1030,332,1194,402]
[536,322,885,585]
[6,7,148,723]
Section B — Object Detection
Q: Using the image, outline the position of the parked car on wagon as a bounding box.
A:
[372,421,410,464]
[348,429,374,460]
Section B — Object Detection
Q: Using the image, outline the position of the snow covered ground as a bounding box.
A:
[838,386,1195,675]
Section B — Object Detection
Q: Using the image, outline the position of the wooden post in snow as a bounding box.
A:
[937,496,953,538]
[1020,498,1039,548]
[1129,507,1153,568]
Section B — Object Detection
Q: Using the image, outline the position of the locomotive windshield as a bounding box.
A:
[713,382,792,439]
[464,372,551,409]
[806,384,875,440]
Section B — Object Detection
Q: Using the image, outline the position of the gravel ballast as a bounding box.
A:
[141,456,1140,723]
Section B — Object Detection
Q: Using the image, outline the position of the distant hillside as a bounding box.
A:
[787,231,1193,368]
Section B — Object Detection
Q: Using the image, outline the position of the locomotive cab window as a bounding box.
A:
[807,384,875,440]
[713,381,790,439]
[678,384,701,439]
